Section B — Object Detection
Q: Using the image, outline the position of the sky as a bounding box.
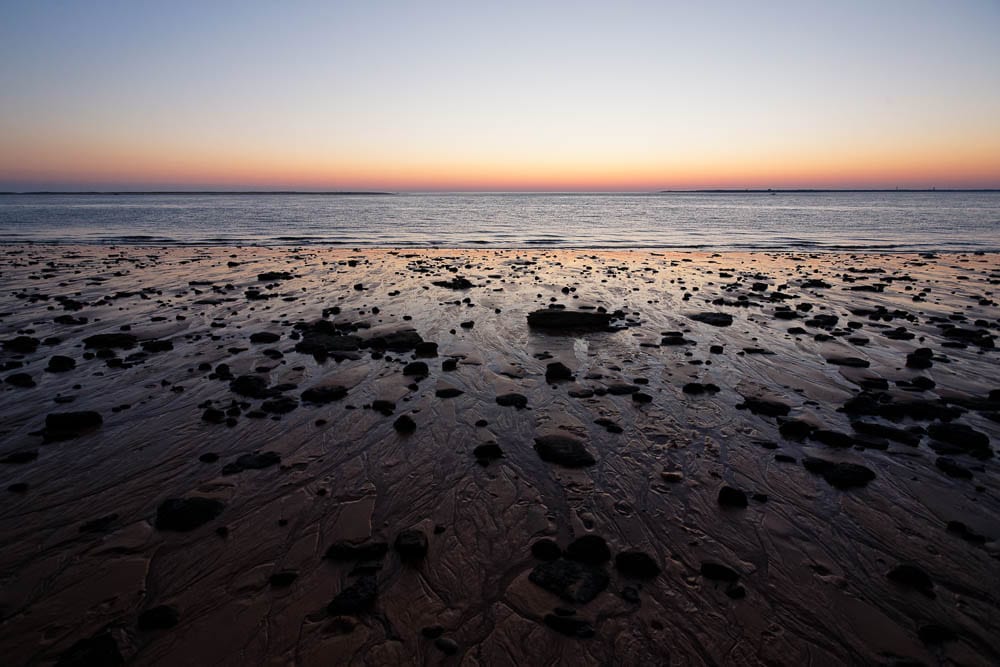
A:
[1,0,999,191]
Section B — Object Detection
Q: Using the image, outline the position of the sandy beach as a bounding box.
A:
[1,245,998,666]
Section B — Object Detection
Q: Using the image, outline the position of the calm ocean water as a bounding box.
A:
[0,192,997,251]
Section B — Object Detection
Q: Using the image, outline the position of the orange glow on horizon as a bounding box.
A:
[3,139,999,191]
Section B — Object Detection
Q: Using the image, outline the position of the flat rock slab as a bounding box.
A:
[803,456,876,489]
[534,434,596,467]
[690,312,733,327]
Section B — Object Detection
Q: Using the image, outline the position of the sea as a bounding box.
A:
[0,191,997,251]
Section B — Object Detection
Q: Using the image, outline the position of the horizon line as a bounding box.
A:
[3,188,1000,196]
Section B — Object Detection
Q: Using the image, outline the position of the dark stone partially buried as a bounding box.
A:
[544,614,595,638]
[737,397,791,417]
[230,375,271,398]
[44,411,103,440]
[802,456,876,489]
[222,451,281,475]
[301,384,348,404]
[615,551,661,579]
[137,605,180,631]
[529,558,609,604]
[565,535,610,565]
[155,497,225,531]
[534,435,596,467]
[690,312,733,327]
[527,310,613,331]
[55,630,124,667]
[327,575,377,615]
[545,362,574,382]
[394,529,428,563]
[496,393,528,409]
[325,541,389,561]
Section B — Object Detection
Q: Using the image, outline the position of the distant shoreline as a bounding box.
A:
[1,189,999,195]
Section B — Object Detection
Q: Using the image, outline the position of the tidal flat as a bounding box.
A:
[1,246,998,665]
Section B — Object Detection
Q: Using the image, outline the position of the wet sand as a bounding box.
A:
[1,245,998,666]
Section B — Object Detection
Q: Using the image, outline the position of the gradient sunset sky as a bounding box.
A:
[1,1,999,191]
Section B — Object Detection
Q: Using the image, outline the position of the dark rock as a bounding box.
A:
[261,397,297,414]
[435,387,463,398]
[850,421,921,446]
[606,383,640,395]
[534,434,596,467]
[683,382,720,395]
[531,538,561,561]
[717,485,748,508]
[918,624,957,645]
[826,356,870,368]
[614,551,661,579]
[434,637,459,655]
[325,541,389,561]
[496,393,528,409]
[631,391,653,404]
[887,564,934,597]
[473,443,503,465]
[690,312,733,327]
[141,339,173,353]
[927,422,992,459]
[778,419,814,440]
[946,520,986,544]
[802,456,876,489]
[737,397,790,417]
[5,372,35,388]
[250,332,281,344]
[55,630,123,667]
[565,535,611,565]
[394,529,428,562]
[545,362,574,382]
[432,277,473,289]
[230,375,271,398]
[393,415,416,434]
[46,355,76,372]
[527,310,613,331]
[414,341,438,357]
[269,571,298,587]
[700,562,740,582]
[327,575,377,615]
[811,429,855,448]
[935,457,972,479]
[529,559,609,604]
[403,361,429,377]
[202,408,225,424]
[155,497,225,531]
[79,514,119,533]
[222,451,280,475]
[137,605,179,631]
[257,271,294,281]
[365,329,423,353]
[725,583,747,599]
[594,418,622,433]
[3,336,40,354]
[45,411,102,440]
[301,384,348,404]
[544,614,595,638]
